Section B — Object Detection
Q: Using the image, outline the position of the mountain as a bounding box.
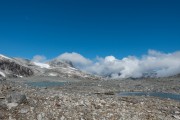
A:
[1,54,180,80]
[0,54,100,80]
[0,54,33,78]
[48,59,74,68]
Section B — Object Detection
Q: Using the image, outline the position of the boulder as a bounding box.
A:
[0,102,8,110]
[6,92,27,104]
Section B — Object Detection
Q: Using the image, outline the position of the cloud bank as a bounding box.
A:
[33,50,180,79]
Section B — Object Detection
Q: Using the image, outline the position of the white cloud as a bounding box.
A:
[56,52,92,68]
[32,55,47,63]
[31,50,180,79]
[84,56,142,78]
[61,50,180,79]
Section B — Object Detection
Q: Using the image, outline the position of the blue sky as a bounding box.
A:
[0,0,180,59]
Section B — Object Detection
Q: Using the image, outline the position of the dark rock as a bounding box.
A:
[94,91,115,95]
[104,91,115,95]
[0,77,6,82]
[49,59,74,68]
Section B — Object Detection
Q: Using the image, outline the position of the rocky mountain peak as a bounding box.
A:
[0,54,34,78]
[48,59,74,68]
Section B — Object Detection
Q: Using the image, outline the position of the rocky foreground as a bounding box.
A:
[0,77,180,120]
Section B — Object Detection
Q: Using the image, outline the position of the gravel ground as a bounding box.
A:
[0,76,180,120]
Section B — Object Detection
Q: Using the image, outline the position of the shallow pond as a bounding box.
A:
[26,81,66,87]
[118,92,180,101]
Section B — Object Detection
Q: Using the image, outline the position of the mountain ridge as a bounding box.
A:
[1,54,180,79]
[0,54,101,80]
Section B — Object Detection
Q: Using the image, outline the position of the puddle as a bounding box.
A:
[26,81,66,87]
[118,92,180,101]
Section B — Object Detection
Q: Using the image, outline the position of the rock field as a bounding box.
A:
[0,76,180,120]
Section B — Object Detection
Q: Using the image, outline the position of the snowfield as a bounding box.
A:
[33,62,50,69]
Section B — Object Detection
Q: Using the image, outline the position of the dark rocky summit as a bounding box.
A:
[0,58,33,77]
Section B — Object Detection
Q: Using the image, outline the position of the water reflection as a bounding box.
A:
[118,92,180,101]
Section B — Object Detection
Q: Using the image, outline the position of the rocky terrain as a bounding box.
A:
[0,76,179,120]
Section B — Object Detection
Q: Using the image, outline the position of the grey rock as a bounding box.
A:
[6,92,27,104]
[173,115,180,119]
[0,112,5,119]
[19,107,29,114]
[0,102,8,110]
[37,112,45,120]
[6,103,18,109]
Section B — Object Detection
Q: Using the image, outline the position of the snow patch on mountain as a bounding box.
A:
[48,73,58,76]
[0,71,6,77]
[33,62,50,69]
